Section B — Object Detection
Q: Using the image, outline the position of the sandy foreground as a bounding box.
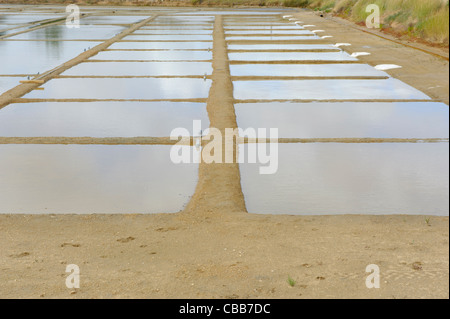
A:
[0,7,448,299]
[0,214,448,299]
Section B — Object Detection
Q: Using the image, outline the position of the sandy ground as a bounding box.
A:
[0,7,448,299]
[0,214,448,298]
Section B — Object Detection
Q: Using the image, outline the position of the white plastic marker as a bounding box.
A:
[195,138,201,150]
[333,43,351,47]
[283,15,293,19]
[321,35,333,39]
[312,30,325,33]
[294,21,303,25]
[289,18,297,21]
[303,25,316,27]
[351,52,371,57]
[374,64,402,71]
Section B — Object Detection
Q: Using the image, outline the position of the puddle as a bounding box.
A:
[224,17,283,21]
[110,41,212,50]
[0,25,30,36]
[133,29,212,35]
[0,145,199,213]
[0,40,102,74]
[233,79,431,100]
[0,101,209,137]
[148,22,213,26]
[0,14,65,24]
[0,76,27,94]
[230,63,387,77]
[224,23,290,26]
[23,78,212,100]
[174,11,283,15]
[140,26,213,30]
[1,19,92,37]
[123,34,213,41]
[226,36,321,41]
[224,26,304,30]
[8,24,127,40]
[63,61,212,76]
[227,44,337,50]
[150,16,214,25]
[239,143,449,215]
[235,102,449,138]
[154,15,214,21]
[226,30,313,35]
[91,50,212,61]
[80,15,147,24]
[0,24,19,30]
[228,52,357,61]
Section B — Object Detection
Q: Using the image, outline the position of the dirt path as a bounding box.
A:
[183,15,246,216]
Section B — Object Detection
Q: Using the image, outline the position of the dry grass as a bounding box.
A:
[306,0,449,45]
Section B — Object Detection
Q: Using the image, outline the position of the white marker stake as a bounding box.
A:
[333,43,351,47]
[351,52,371,57]
[312,30,325,33]
[374,64,402,71]
[303,25,316,27]
[321,35,333,39]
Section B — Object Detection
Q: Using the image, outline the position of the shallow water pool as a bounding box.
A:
[0,145,199,213]
[0,40,102,74]
[63,61,212,76]
[227,44,337,51]
[0,76,26,94]
[133,29,212,35]
[230,63,386,77]
[233,79,431,100]
[235,102,449,138]
[123,34,213,41]
[23,78,212,100]
[239,143,449,215]
[226,30,313,35]
[226,35,321,41]
[8,24,127,40]
[91,50,212,61]
[0,101,209,137]
[228,51,357,61]
[109,41,212,50]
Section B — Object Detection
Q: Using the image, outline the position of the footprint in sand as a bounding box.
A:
[117,236,135,243]
[9,252,30,258]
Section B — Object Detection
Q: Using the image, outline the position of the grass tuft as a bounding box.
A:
[287,275,296,287]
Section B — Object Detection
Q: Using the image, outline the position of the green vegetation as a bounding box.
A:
[287,275,296,287]
[283,0,308,7]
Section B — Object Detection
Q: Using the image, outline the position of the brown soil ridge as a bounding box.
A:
[182,15,247,216]
[0,137,447,145]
